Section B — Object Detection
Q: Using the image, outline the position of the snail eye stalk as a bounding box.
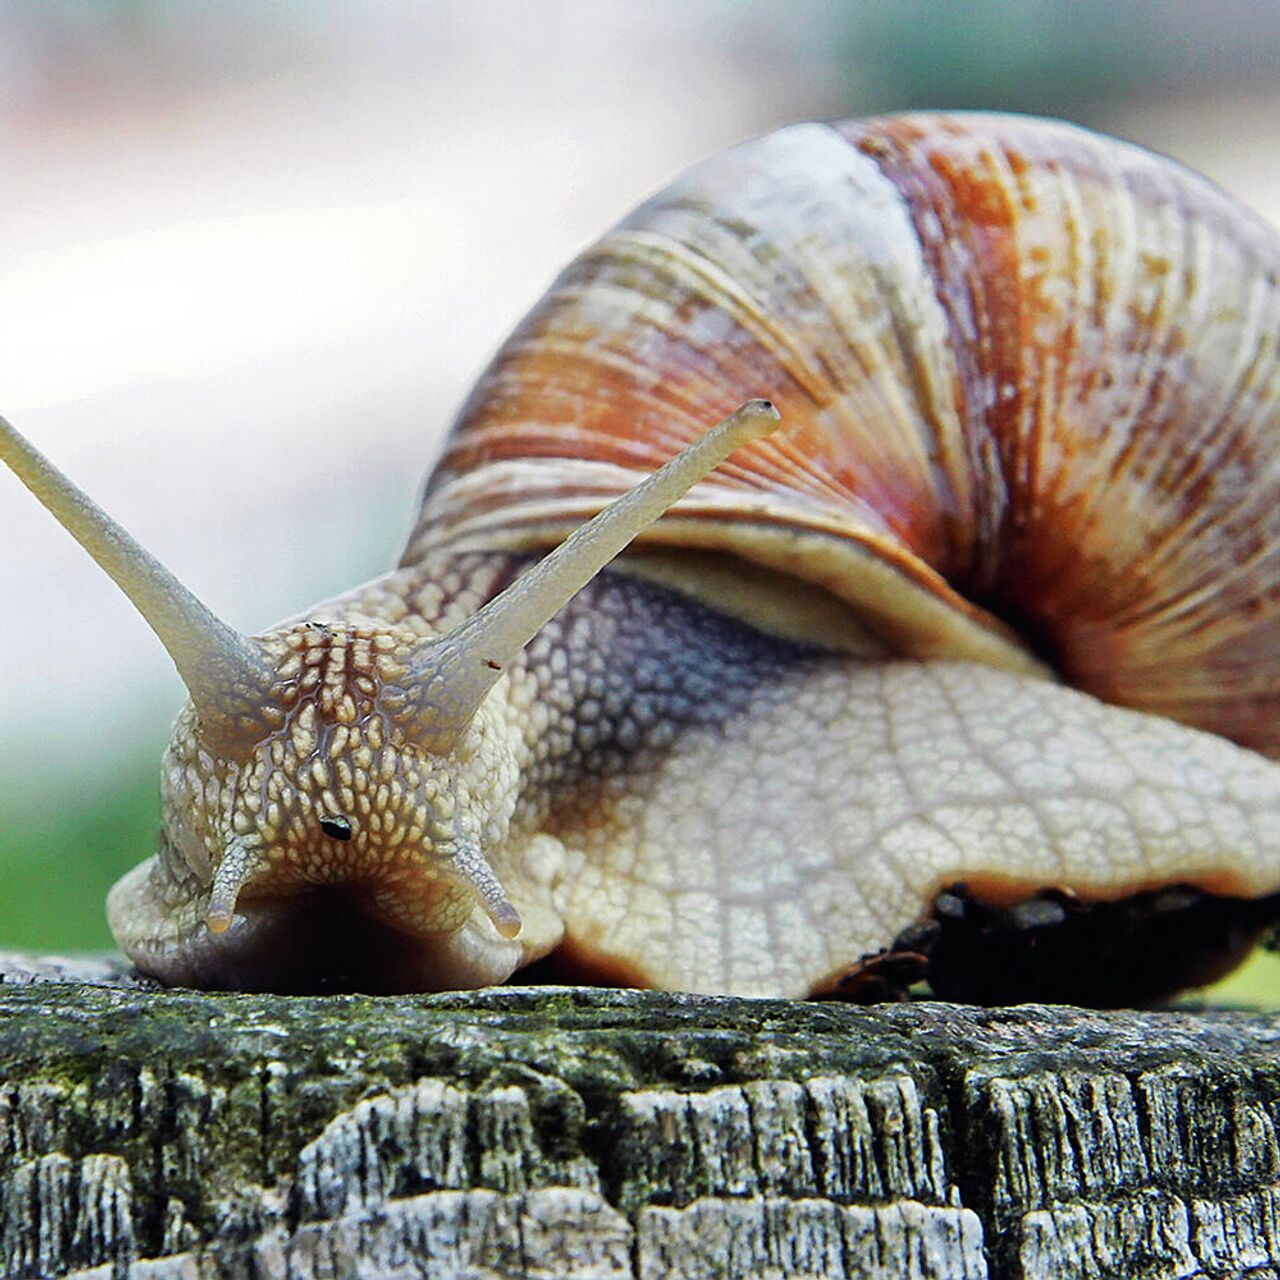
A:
[0,413,274,754]
[407,399,781,750]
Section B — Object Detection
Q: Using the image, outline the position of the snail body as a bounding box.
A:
[7,112,1280,1002]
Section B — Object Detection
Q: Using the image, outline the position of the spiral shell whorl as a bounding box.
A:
[411,113,1280,756]
[853,114,1280,756]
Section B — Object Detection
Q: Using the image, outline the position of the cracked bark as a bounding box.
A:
[2,952,1279,1279]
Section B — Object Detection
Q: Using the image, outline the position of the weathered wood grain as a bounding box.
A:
[1,951,1279,1279]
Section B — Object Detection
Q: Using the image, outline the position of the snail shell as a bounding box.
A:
[416,113,1280,757]
[7,111,1280,1003]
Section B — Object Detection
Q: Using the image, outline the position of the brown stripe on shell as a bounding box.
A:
[409,122,1038,673]
[845,113,1280,753]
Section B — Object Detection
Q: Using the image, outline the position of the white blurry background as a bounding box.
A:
[2,0,1280,962]
[0,3,830,787]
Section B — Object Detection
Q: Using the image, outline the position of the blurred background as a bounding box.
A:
[2,0,1279,1003]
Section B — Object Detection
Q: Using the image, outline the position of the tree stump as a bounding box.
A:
[1,952,1279,1279]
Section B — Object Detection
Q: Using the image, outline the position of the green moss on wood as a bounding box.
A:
[5,965,1280,1277]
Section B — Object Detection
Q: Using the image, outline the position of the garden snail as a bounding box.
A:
[7,109,1280,1004]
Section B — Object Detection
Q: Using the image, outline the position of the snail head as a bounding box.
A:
[1,403,779,989]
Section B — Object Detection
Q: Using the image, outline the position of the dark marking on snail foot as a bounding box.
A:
[811,942,933,1003]
[820,882,1280,1006]
[517,936,654,990]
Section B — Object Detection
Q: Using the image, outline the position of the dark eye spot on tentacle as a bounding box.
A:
[319,814,354,841]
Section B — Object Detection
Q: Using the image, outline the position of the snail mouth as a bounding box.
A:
[127,886,521,995]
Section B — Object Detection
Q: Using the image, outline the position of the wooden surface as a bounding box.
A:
[1,952,1279,1279]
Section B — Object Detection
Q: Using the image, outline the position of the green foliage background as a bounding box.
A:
[0,757,155,954]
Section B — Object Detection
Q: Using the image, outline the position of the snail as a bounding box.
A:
[7,110,1280,1004]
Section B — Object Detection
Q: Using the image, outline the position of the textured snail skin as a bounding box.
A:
[107,550,1280,997]
[20,112,1280,998]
